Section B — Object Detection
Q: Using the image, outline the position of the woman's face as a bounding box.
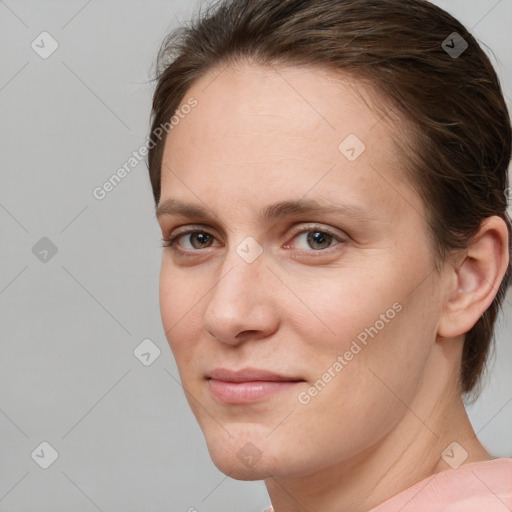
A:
[157,62,447,480]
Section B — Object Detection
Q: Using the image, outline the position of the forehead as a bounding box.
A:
[159,61,423,225]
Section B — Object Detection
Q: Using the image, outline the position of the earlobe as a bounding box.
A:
[438,216,509,339]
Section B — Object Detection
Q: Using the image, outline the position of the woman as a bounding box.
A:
[147,0,512,510]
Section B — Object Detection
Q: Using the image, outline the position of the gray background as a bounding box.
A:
[0,1,511,511]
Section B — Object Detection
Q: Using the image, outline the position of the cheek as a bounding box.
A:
[285,264,403,354]
[159,261,203,358]
[288,257,438,398]
[289,300,436,464]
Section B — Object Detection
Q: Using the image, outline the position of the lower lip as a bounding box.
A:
[207,379,300,404]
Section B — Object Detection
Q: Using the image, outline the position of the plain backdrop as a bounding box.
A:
[0,1,511,511]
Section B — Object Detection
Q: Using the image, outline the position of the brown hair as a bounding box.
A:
[147,0,511,401]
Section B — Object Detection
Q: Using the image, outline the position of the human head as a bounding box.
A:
[148,0,511,401]
[148,0,511,481]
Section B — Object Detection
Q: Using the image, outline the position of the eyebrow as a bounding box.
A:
[155,198,374,223]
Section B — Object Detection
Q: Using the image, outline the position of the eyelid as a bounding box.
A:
[284,223,347,248]
[281,225,347,258]
[168,223,218,238]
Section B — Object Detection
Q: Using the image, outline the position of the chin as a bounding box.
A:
[212,458,271,481]
[202,429,318,481]
[208,446,282,481]
[200,427,283,480]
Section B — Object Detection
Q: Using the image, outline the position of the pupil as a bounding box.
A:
[308,231,331,250]
[193,233,210,248]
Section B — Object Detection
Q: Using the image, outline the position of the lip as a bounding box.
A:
[207,367,302,382]
[206,367,304,404]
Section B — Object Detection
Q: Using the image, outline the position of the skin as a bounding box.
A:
[156,61,509,512]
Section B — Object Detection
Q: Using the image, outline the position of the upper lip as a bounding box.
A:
[207,367,303,382]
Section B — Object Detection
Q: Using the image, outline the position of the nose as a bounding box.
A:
[202,245,279,346]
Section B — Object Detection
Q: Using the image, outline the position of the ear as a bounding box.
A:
[438,216,510,339]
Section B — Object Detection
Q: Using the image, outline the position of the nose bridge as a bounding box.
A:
[203,238,275,342]
[214,234,267,300]
[209,241,265,314]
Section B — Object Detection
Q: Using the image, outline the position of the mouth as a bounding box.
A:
[206,367,305,404]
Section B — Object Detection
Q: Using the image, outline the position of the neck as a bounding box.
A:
[264,339,490,512]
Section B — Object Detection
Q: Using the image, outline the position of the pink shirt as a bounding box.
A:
[263,457,512,512]
[370,457,512,511]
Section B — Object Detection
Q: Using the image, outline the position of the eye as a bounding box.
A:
[161,229,219,252]
[285,225,345,252]
[161,224,346,257]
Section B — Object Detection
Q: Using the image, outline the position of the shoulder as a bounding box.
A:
[371,458,512,512]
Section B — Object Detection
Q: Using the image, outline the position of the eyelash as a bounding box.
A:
[161,224,346,257]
